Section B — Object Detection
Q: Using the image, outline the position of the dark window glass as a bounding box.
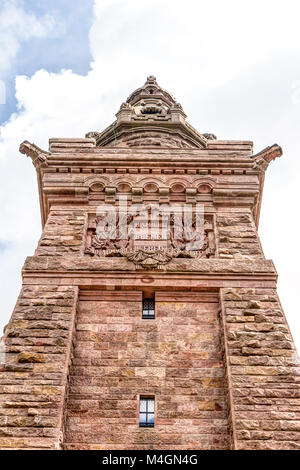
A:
[139,397,155,427]
[142,298,155,319]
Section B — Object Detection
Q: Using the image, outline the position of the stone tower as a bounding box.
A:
[0,76,299,450]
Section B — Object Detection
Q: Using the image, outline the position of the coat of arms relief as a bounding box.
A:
[84,205,215,269]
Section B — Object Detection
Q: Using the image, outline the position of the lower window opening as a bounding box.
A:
[139,397,155,427]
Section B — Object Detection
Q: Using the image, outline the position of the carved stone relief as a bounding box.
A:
[84,208,215,269]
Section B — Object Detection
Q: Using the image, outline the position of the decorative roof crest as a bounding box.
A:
[126,75,177,108]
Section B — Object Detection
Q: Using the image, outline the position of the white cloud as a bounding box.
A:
[90,0,300,95]
[0,0,300,352]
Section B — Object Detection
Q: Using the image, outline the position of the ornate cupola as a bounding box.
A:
[86,76,211,148]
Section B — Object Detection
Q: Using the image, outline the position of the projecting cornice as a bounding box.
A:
[19,140,50,227]
[250,143,283,227]
[251,144,282,171]
[19,140,50,169]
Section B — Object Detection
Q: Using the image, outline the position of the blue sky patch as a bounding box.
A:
[0,0,94,125]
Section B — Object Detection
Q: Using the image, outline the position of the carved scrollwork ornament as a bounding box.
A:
[84,212,216,269]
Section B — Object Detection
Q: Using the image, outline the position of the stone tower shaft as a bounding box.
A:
[0,77,299,450]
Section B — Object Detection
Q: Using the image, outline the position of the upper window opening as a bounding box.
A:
[142,297,155,319]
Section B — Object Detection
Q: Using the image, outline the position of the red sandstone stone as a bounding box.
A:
[0,77,297,450]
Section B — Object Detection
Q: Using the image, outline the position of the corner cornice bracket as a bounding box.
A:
[252,144,282,172]
[19,140,50,169]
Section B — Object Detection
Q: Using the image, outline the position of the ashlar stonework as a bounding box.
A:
[0,76,299,450]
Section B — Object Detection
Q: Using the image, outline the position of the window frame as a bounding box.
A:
[142,297,155,319]
[139,396,155,428]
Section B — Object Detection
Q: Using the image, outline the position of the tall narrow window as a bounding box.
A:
[139,397,155,427]
[142,297,155,319]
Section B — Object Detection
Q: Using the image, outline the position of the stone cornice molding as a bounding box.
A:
[251,144,282,172]
[86,120,208,149]
[19,140,50,169]
[251,144,283,227]
[19,140,50,227]
[23,255,277,277]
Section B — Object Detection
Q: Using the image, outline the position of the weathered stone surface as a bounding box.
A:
[23,255,276,274]
[63,292,229,449]
[222,287,300,449]
[18,352,46,363]
[0,78,297,450]
[0,285,78,449]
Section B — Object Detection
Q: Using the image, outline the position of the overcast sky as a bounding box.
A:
[0,0,299,351]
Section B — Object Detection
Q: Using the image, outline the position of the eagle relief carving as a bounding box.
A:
[84,207,215,269]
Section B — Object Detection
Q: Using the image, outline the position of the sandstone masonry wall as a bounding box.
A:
[36,210,85,257]
[222,287,300,449]
[0,285,78,449]
[217,212,264,260]
[1,120,298,450]
[64,291,229,450]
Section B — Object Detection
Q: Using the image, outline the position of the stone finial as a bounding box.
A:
[119,102,132,110]
[146,75,157,83]
[85,131,100,140]
[203,133,217,140]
